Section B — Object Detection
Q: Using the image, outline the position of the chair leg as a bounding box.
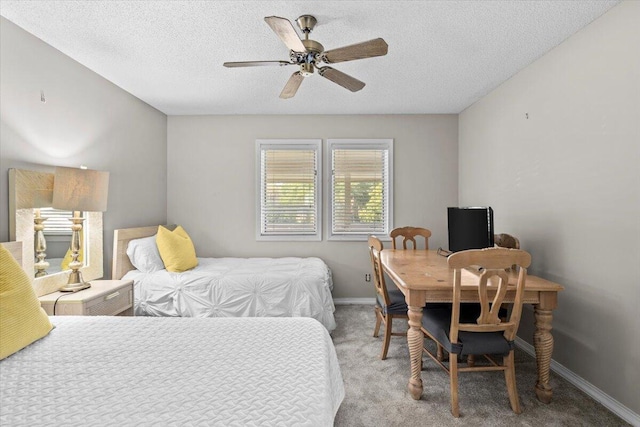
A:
[373,307,382,338]
[504,351,522,414]
[467,354,475,367]
[381,314,393,360]
[450,354,460,417]
[500,303,511,322]
[434,341,449,361]
[436,344,444,362]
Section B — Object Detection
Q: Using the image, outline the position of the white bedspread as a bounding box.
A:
[124,257,337,331]
[0,316,344,426]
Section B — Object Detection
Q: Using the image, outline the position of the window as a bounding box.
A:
[256,140,321,241]
[39,208,73,236]
[328,139,393,240]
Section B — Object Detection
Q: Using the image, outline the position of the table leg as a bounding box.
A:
[407,304,424,400]
[533,305,554,403]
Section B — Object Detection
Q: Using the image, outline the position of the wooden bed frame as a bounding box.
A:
[112,225,175,279]
[1,241,23,267]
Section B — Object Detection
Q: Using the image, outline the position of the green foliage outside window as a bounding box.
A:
[333,181,383,225]
[264,182,315,227]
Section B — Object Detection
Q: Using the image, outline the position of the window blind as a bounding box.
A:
[38,208,74,236]
[331,146,390,235]
[260,147,318,235]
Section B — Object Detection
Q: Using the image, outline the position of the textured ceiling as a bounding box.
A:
[0,1,620,115]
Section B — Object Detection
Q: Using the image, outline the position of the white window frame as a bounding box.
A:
[255,139,322,241]
[326,139,394,241]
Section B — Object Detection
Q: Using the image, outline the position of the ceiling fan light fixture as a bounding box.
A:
[300,63,314,76]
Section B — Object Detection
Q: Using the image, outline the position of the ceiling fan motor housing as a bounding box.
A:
[296,39,324,76]
[302,39,324,54]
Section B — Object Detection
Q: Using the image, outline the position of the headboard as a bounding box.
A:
[112,225,175,279]
[1,241,23,267]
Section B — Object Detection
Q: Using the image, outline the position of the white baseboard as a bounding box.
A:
[515,337,639,426]
[333,297,375,305]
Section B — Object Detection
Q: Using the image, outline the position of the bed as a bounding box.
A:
[112,226,337,331]
[0,242,345,426]
[0,316,344,426]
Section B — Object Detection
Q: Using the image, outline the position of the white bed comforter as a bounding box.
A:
[0,316,345,426]
[124,256,337,331]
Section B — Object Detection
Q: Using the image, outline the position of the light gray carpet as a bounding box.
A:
[331,305,628,426]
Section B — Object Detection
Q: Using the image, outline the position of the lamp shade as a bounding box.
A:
[52,167,109,212]
[11,169,54,209]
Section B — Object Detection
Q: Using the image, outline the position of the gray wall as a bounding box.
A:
[167,115,458,298]
[459,1,639,414]
[0,17,168,276]
[4,2,636,416]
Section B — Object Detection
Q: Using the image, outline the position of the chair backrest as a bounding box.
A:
[447,248,531,343]
[494,233,520,272]
[390,226,432,250]
[368,235,390,306]
[494,233,520,249]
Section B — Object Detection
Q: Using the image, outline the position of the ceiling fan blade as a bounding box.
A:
[264,16,306,52]
[223,60,293,68]
[318,67,365,92]
[280,72,304,99]
[323,38,388,64]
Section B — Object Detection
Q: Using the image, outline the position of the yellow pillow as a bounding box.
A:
[0,244,53,360]
[156,226,198,272]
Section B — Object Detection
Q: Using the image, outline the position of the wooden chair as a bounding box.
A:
[390,226,448,359]
[420,247,532,417]
[390,226,432,250]
[491,233,520,325]
[494,233,521,272]
[494,233,520,250]
[368,235,408,360]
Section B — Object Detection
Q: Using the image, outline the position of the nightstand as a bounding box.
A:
[39,280,134,316]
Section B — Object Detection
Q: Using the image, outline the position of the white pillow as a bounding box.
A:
[126,235,165,273]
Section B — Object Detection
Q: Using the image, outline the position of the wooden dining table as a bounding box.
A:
[380,249,564,404]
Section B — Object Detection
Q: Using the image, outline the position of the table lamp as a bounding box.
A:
[10,169,55,277]
[33,208,50,277]
[52,166,109,292]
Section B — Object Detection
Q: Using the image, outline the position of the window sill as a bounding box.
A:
[327,234,391,242]
[256,235,322,242]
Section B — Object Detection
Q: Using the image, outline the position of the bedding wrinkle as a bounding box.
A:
[125,257,337,330]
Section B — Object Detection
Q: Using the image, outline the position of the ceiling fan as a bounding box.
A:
[223,15,388,99]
